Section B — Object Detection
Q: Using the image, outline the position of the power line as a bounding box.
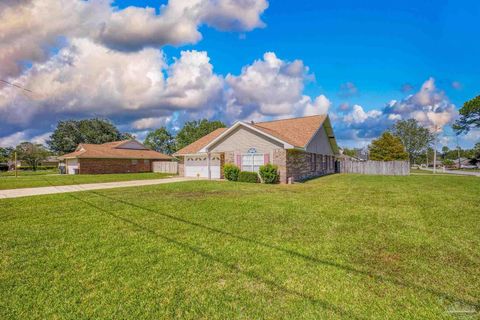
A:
[0,79,34,93]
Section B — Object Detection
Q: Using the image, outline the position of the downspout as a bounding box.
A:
[207,152,211,180]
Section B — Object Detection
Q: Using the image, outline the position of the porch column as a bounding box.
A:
[207,152,211,180]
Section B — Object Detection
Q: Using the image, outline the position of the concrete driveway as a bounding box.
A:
[0,177,198,199]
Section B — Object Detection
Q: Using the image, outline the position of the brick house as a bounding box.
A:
[58,140,172,174]
[173,115,339,183]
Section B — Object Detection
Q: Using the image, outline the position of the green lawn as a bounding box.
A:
[1,174,479,319]
[0,172,173,190]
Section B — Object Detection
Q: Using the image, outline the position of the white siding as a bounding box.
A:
[305,126,334,155]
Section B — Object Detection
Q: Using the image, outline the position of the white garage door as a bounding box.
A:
[66,159,78,174]
[185,154,221,178]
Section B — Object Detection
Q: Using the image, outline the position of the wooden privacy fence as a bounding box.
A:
[339,160,410,175]
[152,161,178,174]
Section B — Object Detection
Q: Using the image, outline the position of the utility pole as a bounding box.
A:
[433,125,438,174]
[456,135,461,169]
[14,151,18,178]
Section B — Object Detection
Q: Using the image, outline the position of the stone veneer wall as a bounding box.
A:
[272,149,288,183]
[79,158,152,174]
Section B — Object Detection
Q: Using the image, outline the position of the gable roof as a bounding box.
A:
[174,128,228,155]
[58,140,172,160]
[174,115,339,155]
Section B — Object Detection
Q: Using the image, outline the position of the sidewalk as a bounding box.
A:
[0,177,197,199]
[418,167,480,177]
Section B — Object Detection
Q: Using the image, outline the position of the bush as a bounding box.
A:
[0,163,8,172]
[223,163,240,181]
[259,163,279,184]
[238,171,259,183]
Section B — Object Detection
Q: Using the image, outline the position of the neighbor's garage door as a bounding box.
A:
[185,154,221,178]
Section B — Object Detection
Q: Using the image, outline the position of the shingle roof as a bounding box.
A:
[174,115,331,155]
[252,115,327,148]
[174,128,228,155]
[58,140,172,160]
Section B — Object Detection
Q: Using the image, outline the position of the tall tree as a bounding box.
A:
[175,119,226,151]
[48,118,131,154]
[391,119,434,164]
[453,95,480,134]
[144,127,175,155]
[369,132,409,161]
[470,142,480,166]
[15,142,50,171]
[0,147,14,163]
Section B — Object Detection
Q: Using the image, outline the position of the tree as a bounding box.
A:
[470,142,480,166]
[342,148,357,157]
[175,119,226,151]
[0,147,14,163]
[48,118,131,154]
[144,127,175,154]
[369,132,409,161]
[441,146,449,160]
[391,119,434,164]
[15,142,50,171]
[453,95,480,134]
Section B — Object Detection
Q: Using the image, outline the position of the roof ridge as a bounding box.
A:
[254,114,326,125]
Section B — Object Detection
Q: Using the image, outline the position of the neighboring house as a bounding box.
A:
[58,140,172,174]
[174,115,339,183]
[40,156,60,167]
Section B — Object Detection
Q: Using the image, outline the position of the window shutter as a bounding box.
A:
[236,154,242,169]
[264,153,270,164]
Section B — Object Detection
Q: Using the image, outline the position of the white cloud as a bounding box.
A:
[225,52,328,120]
[131,117,172,130]
[343,105,381,124]
[0,0,269,78]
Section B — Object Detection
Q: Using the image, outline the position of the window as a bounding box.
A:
[310,154,316,172]
[144,160,149,165]
[131,159,138,165]
[241,154,264,172]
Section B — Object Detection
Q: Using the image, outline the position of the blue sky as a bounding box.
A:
[1,0,479,148]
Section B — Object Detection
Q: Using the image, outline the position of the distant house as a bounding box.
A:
[40,156,60,167]
[58,140,172,174]
[174,115,339,183]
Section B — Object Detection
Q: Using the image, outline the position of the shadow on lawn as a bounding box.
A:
[68,192,361,319]
[76,190,478,311]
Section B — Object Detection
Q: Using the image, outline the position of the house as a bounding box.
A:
[173,115,339,183]
[40,156,60,167]
[58,140,172,174]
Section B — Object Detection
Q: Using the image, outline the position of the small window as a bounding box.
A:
[132,159,138,165]
[144,160,149,164]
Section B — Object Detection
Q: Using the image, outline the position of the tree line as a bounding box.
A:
[0,118,226,171]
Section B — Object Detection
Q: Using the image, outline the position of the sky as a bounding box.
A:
[1,0,479,149]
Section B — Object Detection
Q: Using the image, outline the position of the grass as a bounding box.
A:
[0,172,173,190]
[0,169,57,177]
[0,174,479,319]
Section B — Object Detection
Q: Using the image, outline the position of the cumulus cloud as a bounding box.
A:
[131,116,172,130]
[0,39,225,138]
[225,52,328,120]
[334,78,458,145]
[0,0,269,79]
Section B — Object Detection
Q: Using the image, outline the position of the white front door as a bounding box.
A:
[185,154,221,178]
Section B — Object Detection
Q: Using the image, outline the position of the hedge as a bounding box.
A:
[18,166,57,171]
[238,171,259,183]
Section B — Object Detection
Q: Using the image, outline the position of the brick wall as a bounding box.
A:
[79,158,152,174]
[285,150,335,183]
[177,157,184,176]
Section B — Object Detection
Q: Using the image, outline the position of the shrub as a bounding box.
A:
[0,163,8,172]
[238,171,259,183]
[223,163,240,181]
[259,163,279,184]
